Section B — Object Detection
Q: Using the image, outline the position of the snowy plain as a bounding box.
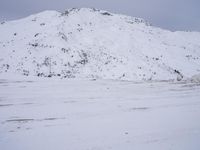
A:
[0,75,200,150]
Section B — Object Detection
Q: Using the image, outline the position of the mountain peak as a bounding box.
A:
[0,9,200,81]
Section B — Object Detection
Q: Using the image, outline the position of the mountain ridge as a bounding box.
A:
[0,8,200,81]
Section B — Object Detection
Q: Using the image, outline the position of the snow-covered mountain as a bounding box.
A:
[0,8,200,81]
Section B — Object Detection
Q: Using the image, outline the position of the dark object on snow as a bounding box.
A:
[30,43,38,47]
[34,33,39,37]
[101,12,112,16]
[1,21,5,25]
[174,69,183,81]
[40,23,45,26]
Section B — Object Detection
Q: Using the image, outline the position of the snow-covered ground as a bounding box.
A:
[0,77,200,150]
[1,8,200,150]
[1,8,200,81]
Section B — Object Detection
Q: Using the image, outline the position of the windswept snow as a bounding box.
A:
[0,77,200,150]
[0,8,200,81]
[1,8,200,150]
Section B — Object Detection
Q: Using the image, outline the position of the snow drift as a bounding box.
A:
[0,8,200,81]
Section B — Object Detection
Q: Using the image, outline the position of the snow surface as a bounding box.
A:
[0,77,200,150]
[0,8,200,150]
[0,8,200,81]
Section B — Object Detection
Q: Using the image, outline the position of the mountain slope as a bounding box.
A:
[0,8,200,81]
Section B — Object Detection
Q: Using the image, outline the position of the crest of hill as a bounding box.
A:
[0,8,200,81]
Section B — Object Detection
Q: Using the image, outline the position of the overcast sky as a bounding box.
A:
[0,0,200,31]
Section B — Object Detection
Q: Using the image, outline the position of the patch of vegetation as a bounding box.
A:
[29,43,38,47]
[61,8,80,16]
[174,69,183,81]
[59,32,68,41]
[61,48,69,53]
[40,23,45,26]
[23,70,29,76]
[34,33,40,37]
[101,12,112,16]
[1,21,5,25]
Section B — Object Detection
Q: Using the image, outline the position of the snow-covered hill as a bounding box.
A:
[0,8,200,81]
